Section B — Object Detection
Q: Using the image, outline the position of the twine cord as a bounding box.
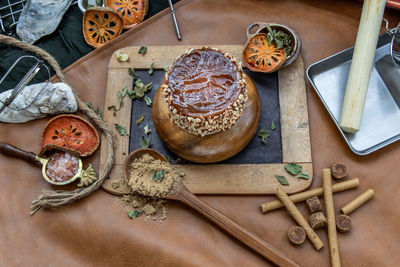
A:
[0,34,115,215]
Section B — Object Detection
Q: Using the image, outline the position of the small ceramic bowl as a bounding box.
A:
[77,0,105,13]
[246,22,302,68]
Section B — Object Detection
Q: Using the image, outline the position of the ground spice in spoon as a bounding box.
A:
[128,154,182,198]
[113,153,185,222]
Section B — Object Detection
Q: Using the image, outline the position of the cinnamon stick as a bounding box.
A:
[276,186,324,250]
[322,168,341,267]
[261,178,359,213]
[340,188,374,215]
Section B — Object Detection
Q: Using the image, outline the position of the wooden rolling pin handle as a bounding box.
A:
[0,142,41,167]
[177,186,300,267]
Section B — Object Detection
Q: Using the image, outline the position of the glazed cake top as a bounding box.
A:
[166,48,242,118]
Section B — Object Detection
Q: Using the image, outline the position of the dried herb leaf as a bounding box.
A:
[265,24,293,55]
[121,86,128,98]
[257,129,270,144]
[96,107,102,120]
[96,0,103,6]
[144,124,151,135]
[128,210,142,219]
[127,89,137,99]
[152,170,165,181]
[274,175,289,185]
[285,163,302,176]
[148,62,155,75]
[138,46,147,55]
[144,95,152,106]
[107,105,117,116]
[82,0,88,9]
[145,82,153,91]
[115,124,129,136]
[87,102,103,120]
[141,136,151,148]
[86,101,94,110]
[298,172,310,180]
[136,115,144,125]
[128,67,139,80]
[164,66,168,73]
[271,120,276,130]
[134,80,147,98]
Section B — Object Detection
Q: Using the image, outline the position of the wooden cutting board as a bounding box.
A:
[100,45,312,194]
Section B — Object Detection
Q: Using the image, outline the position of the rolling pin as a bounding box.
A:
[339,0,386,133]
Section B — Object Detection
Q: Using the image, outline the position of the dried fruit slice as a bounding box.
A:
[106,0,149,29]
[83,7,123,48]
[243,33,287,73]
[40,114,100,157]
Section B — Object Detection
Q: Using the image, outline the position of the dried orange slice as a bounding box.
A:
[39,114,100,157]
[106,0,149,29]
[83,7,123,48]
[243,33,287,73]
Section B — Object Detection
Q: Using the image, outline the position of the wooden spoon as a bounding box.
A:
[124,148,300,267]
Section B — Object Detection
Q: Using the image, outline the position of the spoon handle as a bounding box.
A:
[0,142,41,166]
[177,186,300,267]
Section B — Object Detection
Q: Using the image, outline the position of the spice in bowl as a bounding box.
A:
[46,151,79,182]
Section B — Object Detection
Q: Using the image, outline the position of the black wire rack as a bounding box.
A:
[0,0,26,35]
[0,0,78,36]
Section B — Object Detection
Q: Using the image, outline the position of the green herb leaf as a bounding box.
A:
[128,210,142,219]
[108,105,117,116]
[136,115,144,125]
[86,101,94,110]
[266,33,273,45]
[264,23,293,55]
[138,46,147,55]
[82,0,88,9]
[144,124,151,135]
[96,0,103,6]
[134,80,146,98]
[257,129,270,144]
[152,170,165,181]
[128,67,139,80]
[271,120,276,130]
[96,107,102,120]
[118,91,123,108]
[275,38,284,49]
[164,66,168,73]
[144,95,152,106]
[115,124,129,136]
[285,163,302,175]
[141,136,151,148]
[297,172,310,180]
[148,62,155,75]
[145,82,153,91]
[121,86,128,98]
[274,175,289,185]
[127,89,137,99]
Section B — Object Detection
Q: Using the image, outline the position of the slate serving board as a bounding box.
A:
[129,69,282,164]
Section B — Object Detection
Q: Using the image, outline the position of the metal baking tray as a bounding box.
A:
[307,33,400,155]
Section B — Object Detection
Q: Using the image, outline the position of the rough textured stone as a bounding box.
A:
[16,0,72,44]
[0,82,77,123]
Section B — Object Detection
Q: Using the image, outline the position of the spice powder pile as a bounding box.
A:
[113,153,185,222]
[128,154,182,198]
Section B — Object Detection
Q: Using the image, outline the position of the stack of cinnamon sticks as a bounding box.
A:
[261,163,374,266]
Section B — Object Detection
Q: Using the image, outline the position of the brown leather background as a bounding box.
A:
[1,0,400,266]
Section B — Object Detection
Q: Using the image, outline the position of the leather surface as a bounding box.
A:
[1,0,399,266]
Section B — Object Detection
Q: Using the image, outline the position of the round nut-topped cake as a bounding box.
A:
[161,47,248,136]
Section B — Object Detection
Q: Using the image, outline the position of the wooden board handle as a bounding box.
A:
[0,142,41,167]
[176,186,300,267]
